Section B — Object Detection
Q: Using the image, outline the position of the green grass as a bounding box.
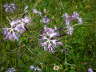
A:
[0,0,96,72]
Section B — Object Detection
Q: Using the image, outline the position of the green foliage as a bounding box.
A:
[0,0,96,72]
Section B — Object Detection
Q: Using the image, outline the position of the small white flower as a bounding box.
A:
[32,8,42,16]
[30,65,35,70]
[30,65,42,72]
[53,65,60,71]
[6,67,16,72]
[77,17,83,24]
[66,25,74,35]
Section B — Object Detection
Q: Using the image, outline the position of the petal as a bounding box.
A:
[14,24,26,34]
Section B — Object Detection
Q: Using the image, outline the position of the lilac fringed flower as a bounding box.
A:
[88,68,94,72]
[10,19,21,27]
[6,67,16,72]
[10,16,31,27]
[21,16,31,24]
[3,16,31,41]
[3,3,17,13]
[63,12,83,25]
[3,28,20,40]
[41,16,50,24]
[40,26,63,53]
[62,12,82,35]
[14,24,26,34]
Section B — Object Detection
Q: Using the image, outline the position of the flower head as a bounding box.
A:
[30,65,42,72]
[53,65,60,71]
[6,67,16,72]
[14,24,26,34]
[62,12,82,35]
[3,28,20,40]
[3,16,31,41]
[66,25,74,35]
[63,12,83,25]
[41,16,50,24]
[10,17,31,27]
[88,68,94,72]
[3,3,17,13]
[21,16,31,24]
[40,26,62,52]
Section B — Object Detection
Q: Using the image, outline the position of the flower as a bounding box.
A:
[88,68,94,72]
[32,8,42,16]
[30,65,42,72]
[66,25,74,35]
[3,28,20,40]
[42,26,59,38]
[3,16,31,41]
[53,65,60,71]
[6,67,16,72]
[40,26,62,52]
[10,19,21,27]
[63,12,83,25]
[10,16,31,27]
[72,12,83,24]
[62,12,82,35]
[14,23,26,34]
[41,16,50,24]
[21,16,31,24]
[3,3,17,13]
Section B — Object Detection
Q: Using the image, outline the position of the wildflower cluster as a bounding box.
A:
[1,1,93,72]
[3,16,31,40]
[2,2,83,53]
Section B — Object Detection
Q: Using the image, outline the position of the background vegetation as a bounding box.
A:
[0,0,96,72]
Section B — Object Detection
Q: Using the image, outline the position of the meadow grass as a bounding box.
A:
[0,0,96,72]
